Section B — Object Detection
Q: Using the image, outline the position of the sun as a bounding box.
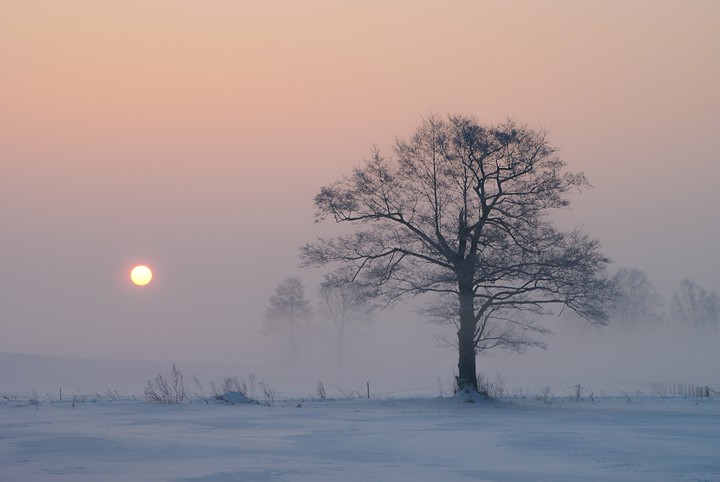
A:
[130,265,153,286]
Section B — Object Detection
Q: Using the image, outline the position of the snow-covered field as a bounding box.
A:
[1,393,718,481]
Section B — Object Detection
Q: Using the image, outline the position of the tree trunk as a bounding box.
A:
[456,283,478,392]
[290,303,297,364]
[336,325,344,369]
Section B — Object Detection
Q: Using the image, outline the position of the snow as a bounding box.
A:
[1,394,718,481]
[1,352,718,480]
[214,391,255,405]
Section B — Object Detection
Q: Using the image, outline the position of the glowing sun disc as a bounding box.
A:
[130,265,153,286]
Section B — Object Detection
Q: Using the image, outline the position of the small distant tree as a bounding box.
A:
[609,268,663,331]
[263,277,312,363]
[671,279,720,334]
[319,274,375,368]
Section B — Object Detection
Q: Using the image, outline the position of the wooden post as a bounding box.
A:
[366,381,370,399]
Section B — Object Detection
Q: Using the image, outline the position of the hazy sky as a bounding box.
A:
[1,1,718,377]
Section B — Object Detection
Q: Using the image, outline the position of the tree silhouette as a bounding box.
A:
[302,115,615,391]
[609,268,663,331]
[318,274,375,368]
[672,279,720,334]
[263,277,312,363]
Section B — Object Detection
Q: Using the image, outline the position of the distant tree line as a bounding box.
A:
[609,268,719,334]
[262,275,375,367]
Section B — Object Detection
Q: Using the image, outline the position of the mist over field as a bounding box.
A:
[2,4,720,481]
[1,0,719,396]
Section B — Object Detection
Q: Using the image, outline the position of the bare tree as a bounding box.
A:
[301,115,615,392]
[263,277,312,363]
[318,274,375,368]
[672,279,720,334]
[609,268,663,331]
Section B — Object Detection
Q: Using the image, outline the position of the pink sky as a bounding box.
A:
[1,1,718,366]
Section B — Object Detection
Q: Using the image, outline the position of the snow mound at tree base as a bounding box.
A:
[453,388,490,403]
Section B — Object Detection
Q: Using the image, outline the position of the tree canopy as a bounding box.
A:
[301,115,615,391]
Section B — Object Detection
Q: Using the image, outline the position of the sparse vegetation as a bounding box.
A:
[213,376,247,398]
[206,374,262,404]
[193,376,209,405]
[140,366,275,405]
[259,381,275,405]
[334,385,361,400]
[315,381,327,400]
[535,386,555,404]
[438,378,447,398]
[94,389,122,402]
[0,394,19,405]
[144,364,188,404]
[477,371,506,399]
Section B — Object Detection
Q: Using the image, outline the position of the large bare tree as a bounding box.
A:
[301,115,615,392]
